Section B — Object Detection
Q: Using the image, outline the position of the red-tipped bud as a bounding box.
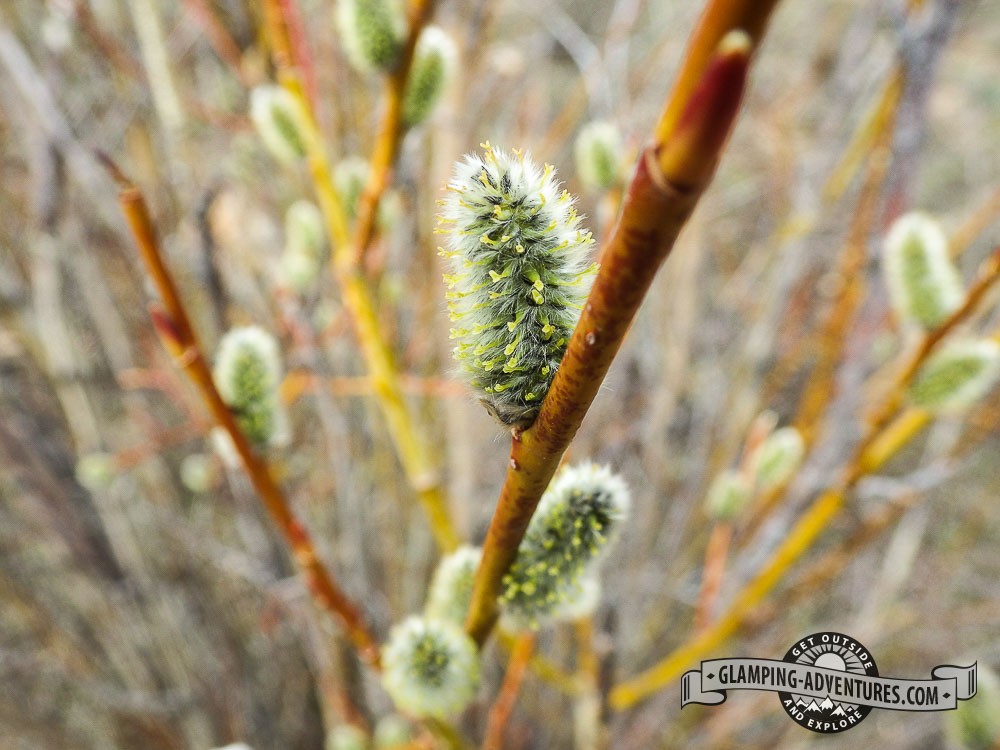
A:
[149,305,188,360]
[656,30,751,187]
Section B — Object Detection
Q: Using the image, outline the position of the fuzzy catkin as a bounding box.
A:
[402,26,456,126]
[381,616,479,719]
[883,212,963,329]
[75,452,115,490]
[439,143,595,427]
[752,426,804,492]
[908,339,1000,413]
[280,200,326,292]
[425,545,481,626]
[336,0,405,74]
[213,327,284,448]
[704,469,751,521]
[574,120,623,191]
[500,463,629,629]
[249,86,307,165]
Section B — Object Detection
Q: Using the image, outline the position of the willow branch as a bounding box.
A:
[352,0,439,266]
[261,0,459,551]
[102,155,381,666]
[654,0,781,145]
[464,26,758,647]
[482,633,535,750]
[863,245,1000,441]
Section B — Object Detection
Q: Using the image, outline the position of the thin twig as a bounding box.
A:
[482,632,535,750]
[791,79,899,445]
[950,185,1000,259]
[352,0,440,266]
[101,155,381,666]
[861,245,1000,449]
[693,522,733,633]
[744,71,904,537]
[260,1,460,552]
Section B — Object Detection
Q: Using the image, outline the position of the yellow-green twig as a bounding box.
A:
[261,2,459,551]
[608,246,1000,707]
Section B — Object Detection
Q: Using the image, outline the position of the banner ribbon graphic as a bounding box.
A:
[681,659,978,712]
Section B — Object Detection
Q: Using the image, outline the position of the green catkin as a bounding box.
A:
[179,453,218,494]
[402,26,456,126]
[249,85,307,165]
[438,143,596,427]
[381,616,480,719]
[285,200,325,256]
[752,426,805,492]
[574,120,623,192]
[333,156,400,229]
[75,452,115,490]
[882,212,964,329]
[335,156,370,218]
[500,463,629,629]
[425,545,481,626]
[704,469,751,522]
[280,200,326,292]
[336,0,405,74]
[945,666,1000,750]
[908,339,1000,413]
[213,327,285,448]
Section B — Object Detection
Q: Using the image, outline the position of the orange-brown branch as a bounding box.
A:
[465,29,756,647]
[103,155,381,666]
[483,633,535,750]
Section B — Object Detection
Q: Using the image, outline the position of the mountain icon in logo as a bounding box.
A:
[819,696,835,711]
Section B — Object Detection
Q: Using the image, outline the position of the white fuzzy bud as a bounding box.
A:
[280,200,326,292]
[883,212,964,330]
[179,453,219,494]
[705,469,751,521]
[75,452,116,490]
[250,85,308,166]
[402,26,457,126]
[381,616,480,719]
[213,326,285,448]
[285,200,326,257]
[439,143,596,426]
[908,339,1000,413]
[574,121,623,192]
[336,0,405,74]
[500,463,628,629]
[752,426,804,492]
[425,545,481,626]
